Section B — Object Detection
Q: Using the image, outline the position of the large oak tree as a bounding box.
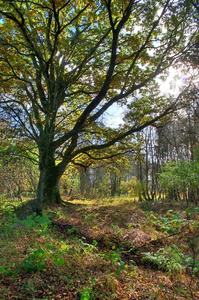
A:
[0,0,197,213]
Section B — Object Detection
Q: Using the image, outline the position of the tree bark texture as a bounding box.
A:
[35,145,62,214]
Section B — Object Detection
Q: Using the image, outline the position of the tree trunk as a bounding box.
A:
[34,146,62,214]
[35,167,61,214]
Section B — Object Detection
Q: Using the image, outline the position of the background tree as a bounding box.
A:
[0,113,38,200]
[159,156,199,204]
[0,0,197,213]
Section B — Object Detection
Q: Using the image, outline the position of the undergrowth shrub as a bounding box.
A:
[146,209,199,234]
[21,213,51,234]
[21,248,47,272]
[0,212,20,237]
[142,244,199,275]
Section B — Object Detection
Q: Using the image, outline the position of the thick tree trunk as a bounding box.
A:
[35,167,61,214]
[34,145,62,214]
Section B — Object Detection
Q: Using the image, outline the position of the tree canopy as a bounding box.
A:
[0,0,197,212]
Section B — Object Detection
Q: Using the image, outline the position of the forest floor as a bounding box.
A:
[0,197,199,299]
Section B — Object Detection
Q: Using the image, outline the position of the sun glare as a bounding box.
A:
[104,67,189,129]
[158,67,187,96]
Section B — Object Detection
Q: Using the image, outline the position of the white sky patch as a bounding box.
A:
[104,103,125,128]
[106,116,125,128]
[157,67,187,96]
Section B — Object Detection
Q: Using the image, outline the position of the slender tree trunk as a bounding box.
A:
[110,172,117,197]
[79,168,90,196]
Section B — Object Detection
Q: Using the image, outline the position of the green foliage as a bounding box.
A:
[147,209,199,235]
[67,226,79,235]
[159,157,199,201]
[142,244,199,275]
[21,213,51,233]
[186,207,199,216]
[21,248,46,272]
[0,140,39,199]
[0,265,17,277]
[101,249,126,275]
[147,210,187,234]
[0,211,20,238]
[53,251,66,267]
[80,287,93,300]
